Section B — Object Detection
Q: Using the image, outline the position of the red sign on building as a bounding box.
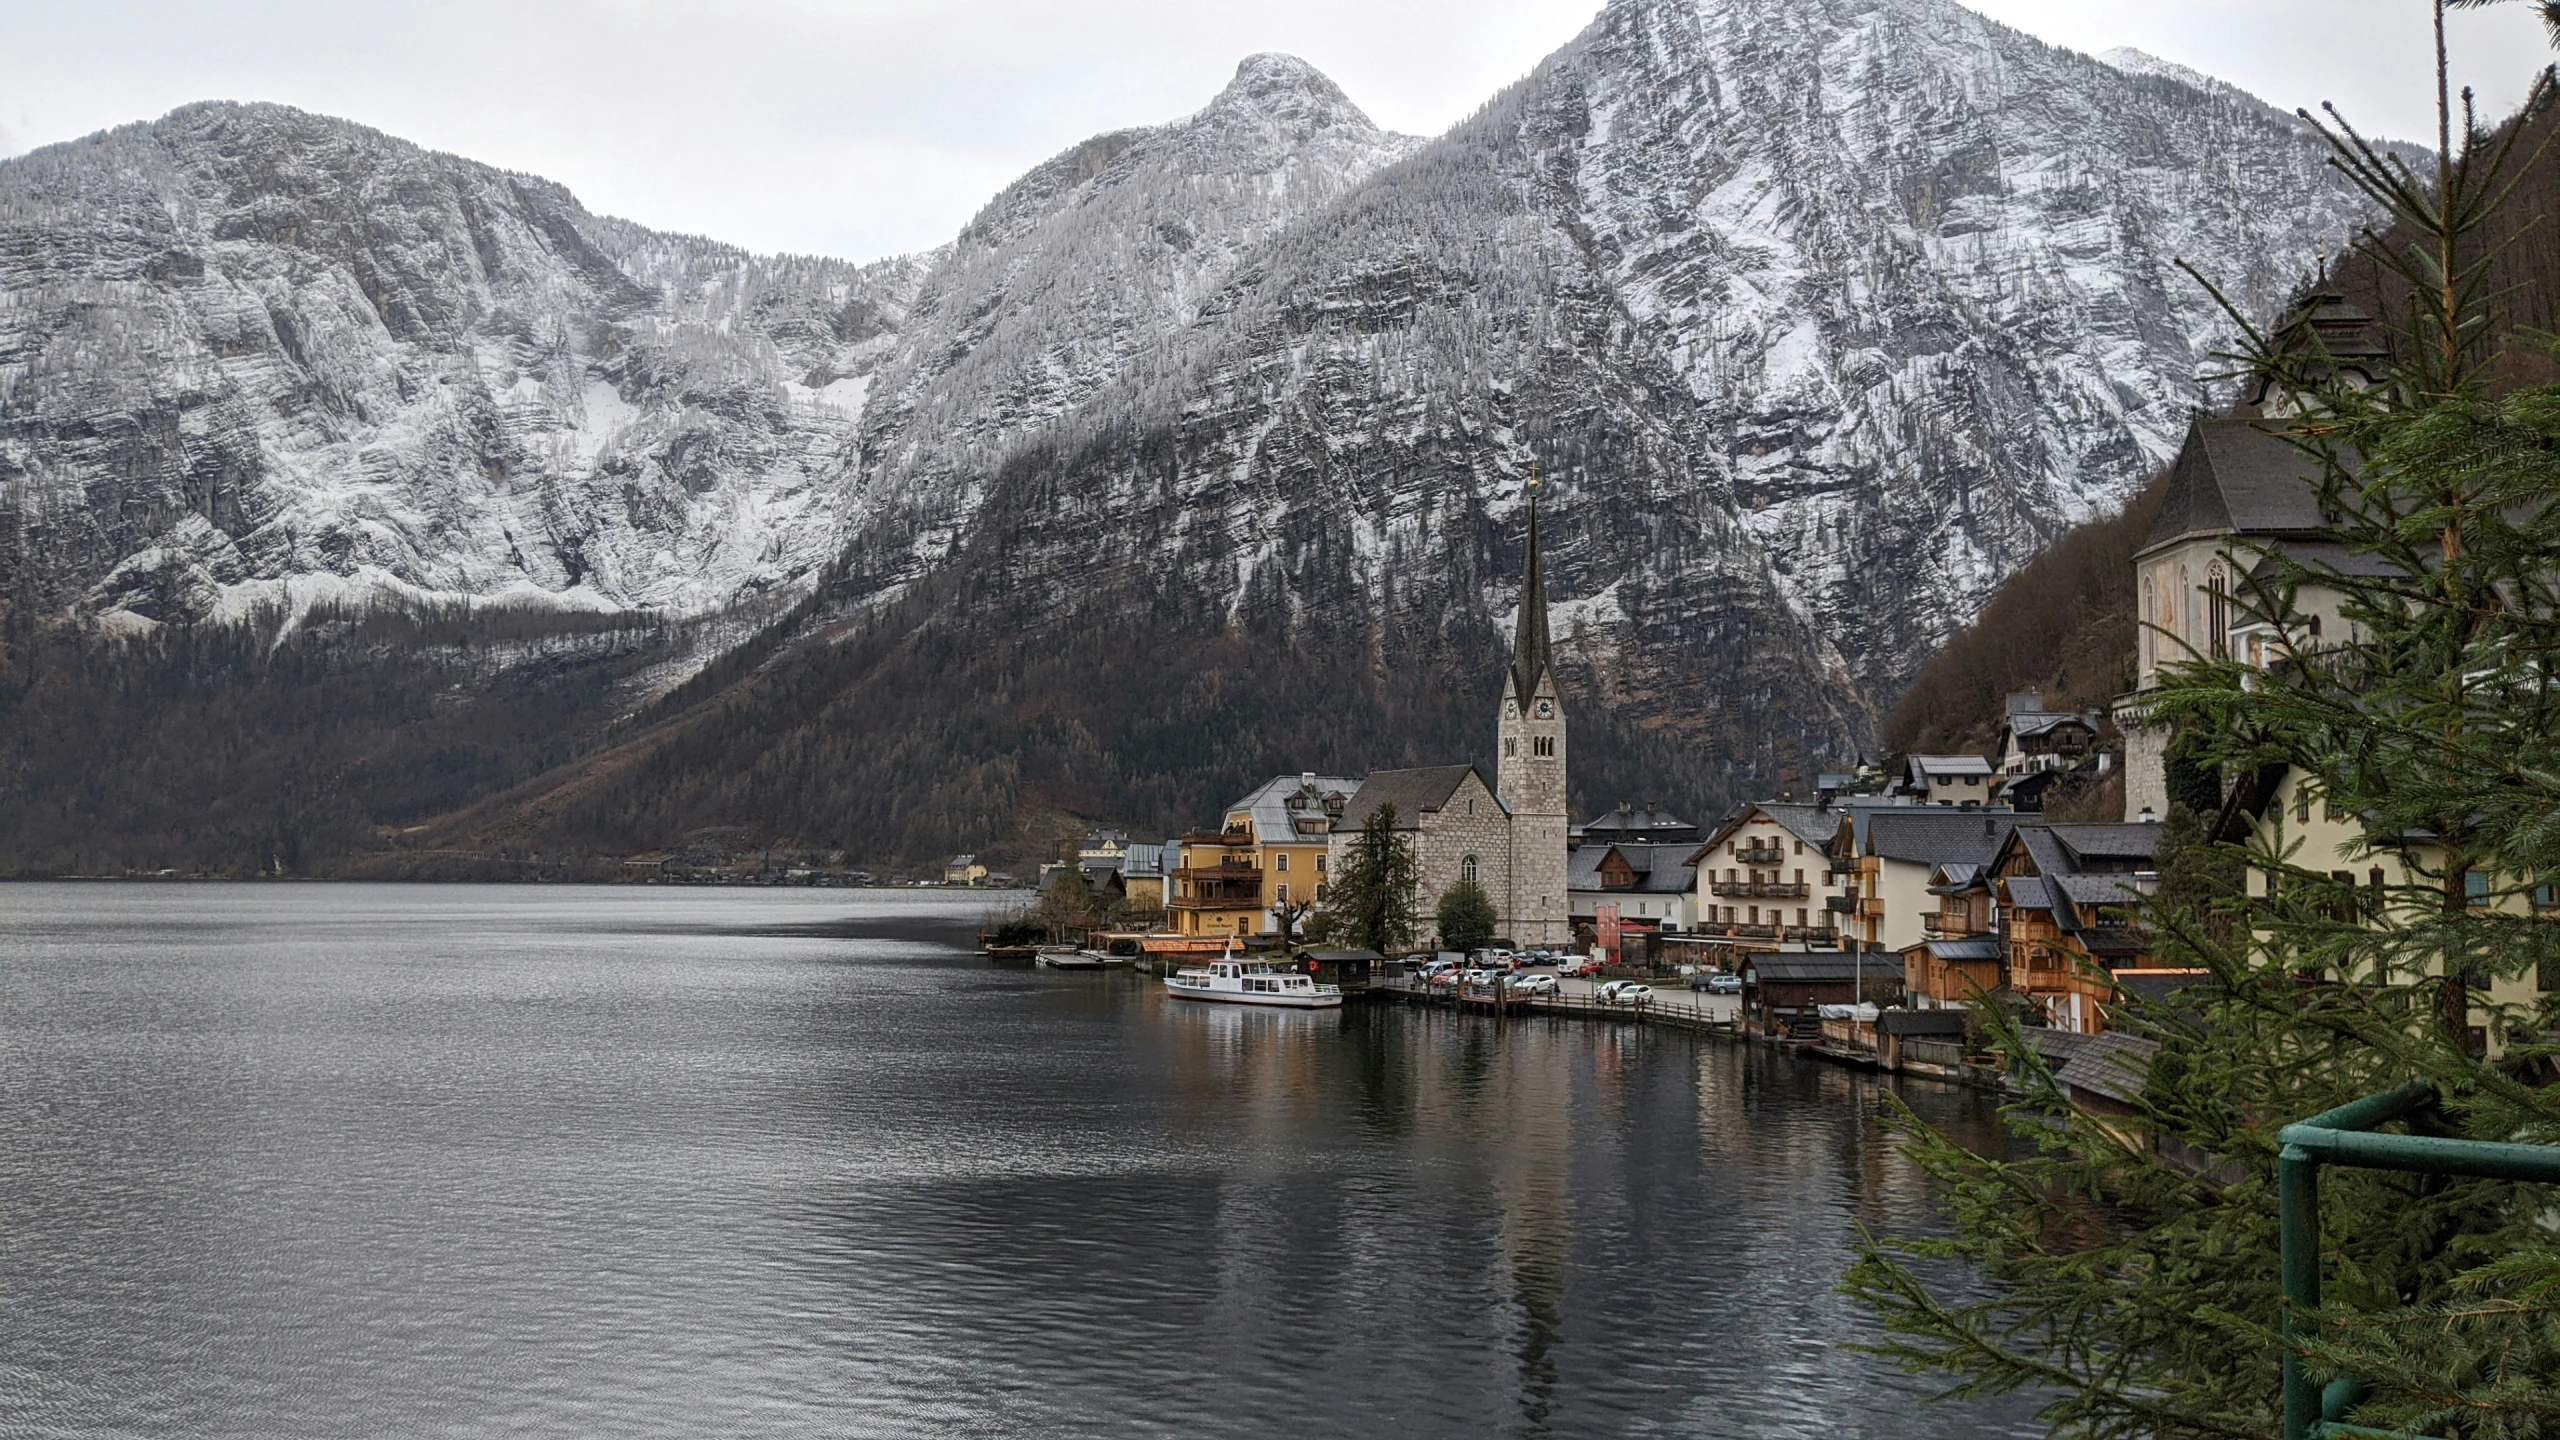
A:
[1595,903,1621,961]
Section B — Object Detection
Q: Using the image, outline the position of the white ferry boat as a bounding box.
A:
[1165,949,1343,1009]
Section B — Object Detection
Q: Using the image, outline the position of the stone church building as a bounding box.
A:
[1330,501,1572,947]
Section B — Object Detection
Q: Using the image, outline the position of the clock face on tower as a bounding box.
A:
[1536,699,1553,718]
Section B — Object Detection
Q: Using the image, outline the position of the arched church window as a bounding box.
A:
[1462,855,1479,886]
[2206,563,2230,659]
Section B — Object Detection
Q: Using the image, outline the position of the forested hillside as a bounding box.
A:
[0,603,704,874]
[1880,471,2166,758]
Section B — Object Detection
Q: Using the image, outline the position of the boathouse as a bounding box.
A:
[1739,952,1899,1039]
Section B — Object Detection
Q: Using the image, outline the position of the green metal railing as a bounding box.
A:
[2278,1082,2560,1440]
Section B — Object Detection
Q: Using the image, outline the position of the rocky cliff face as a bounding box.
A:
[805,0,2385,784]
[0,0,2403,864]
[0,102,920,624]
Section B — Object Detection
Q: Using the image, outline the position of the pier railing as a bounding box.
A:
[2276,1083,2560,1439]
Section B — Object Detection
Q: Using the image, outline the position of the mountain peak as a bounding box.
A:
[2094,46,2240,98]
[1201,52,1376,133]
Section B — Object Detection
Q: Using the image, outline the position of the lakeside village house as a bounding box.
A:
[958,287,2550,1056]
[1707,284,2553,1054]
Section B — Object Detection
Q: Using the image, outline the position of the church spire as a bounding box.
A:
[1509,480,1552,712]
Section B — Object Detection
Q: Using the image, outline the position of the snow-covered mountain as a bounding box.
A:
[2,0,2396,835]
[0,102,922,623]
[848,52,1424,571]
[803,0,2386,766]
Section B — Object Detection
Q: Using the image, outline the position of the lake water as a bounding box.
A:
[0,884,2043,1438]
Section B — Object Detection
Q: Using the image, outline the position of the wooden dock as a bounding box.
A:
[1371,980,2008,1094]
[1371,978,1741,1037]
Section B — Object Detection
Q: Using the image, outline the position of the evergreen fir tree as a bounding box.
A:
[1846,18,2560,1436]
[1318,804,1419,954]
[1435,879,1499,954]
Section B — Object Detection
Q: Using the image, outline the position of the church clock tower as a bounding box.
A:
[1496,487,1570,946]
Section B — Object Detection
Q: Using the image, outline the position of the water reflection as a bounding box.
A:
[1,884,2041,1438]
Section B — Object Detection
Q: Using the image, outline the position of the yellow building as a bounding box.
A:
[1170,774,1358,939]
[2240,767,2550,1053]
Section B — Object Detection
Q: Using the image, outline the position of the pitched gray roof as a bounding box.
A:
[2025,1029,2160,1107]
[1336,766,1489,832]
[1909,753,1996,778]
[1908,936,2002,962]
[2241,539,2403,585]
[2000,826,2160,949]
[1742,955,1873,984]
[1582,804,1698,840]
[1694,801,1855,860]
[1567,842,1697,894]
[2054,873,2148,908]
[2005,875,2055,912]
[2143,418,2352,554]
[2007,711,2099,740]
[1226,774,1363,842]
[1864,810,2020,867]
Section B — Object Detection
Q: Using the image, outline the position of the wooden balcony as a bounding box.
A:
[1734,846,1786,866]
[1169,867,1264,908]
[1711,880,1808,899]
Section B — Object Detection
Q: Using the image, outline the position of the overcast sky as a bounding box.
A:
[0,1,2550,263]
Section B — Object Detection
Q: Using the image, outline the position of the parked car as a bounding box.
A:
[1706,972,1743,995]
[1562,959,1603,979]
[1595,980,1654,1006]
[1509,972,1560,997]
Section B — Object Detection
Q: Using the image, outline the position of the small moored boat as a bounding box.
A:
[1038,945,1104,969]
[1165,947,1343,1009]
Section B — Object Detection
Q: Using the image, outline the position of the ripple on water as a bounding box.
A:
[0,883,2044,1438]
